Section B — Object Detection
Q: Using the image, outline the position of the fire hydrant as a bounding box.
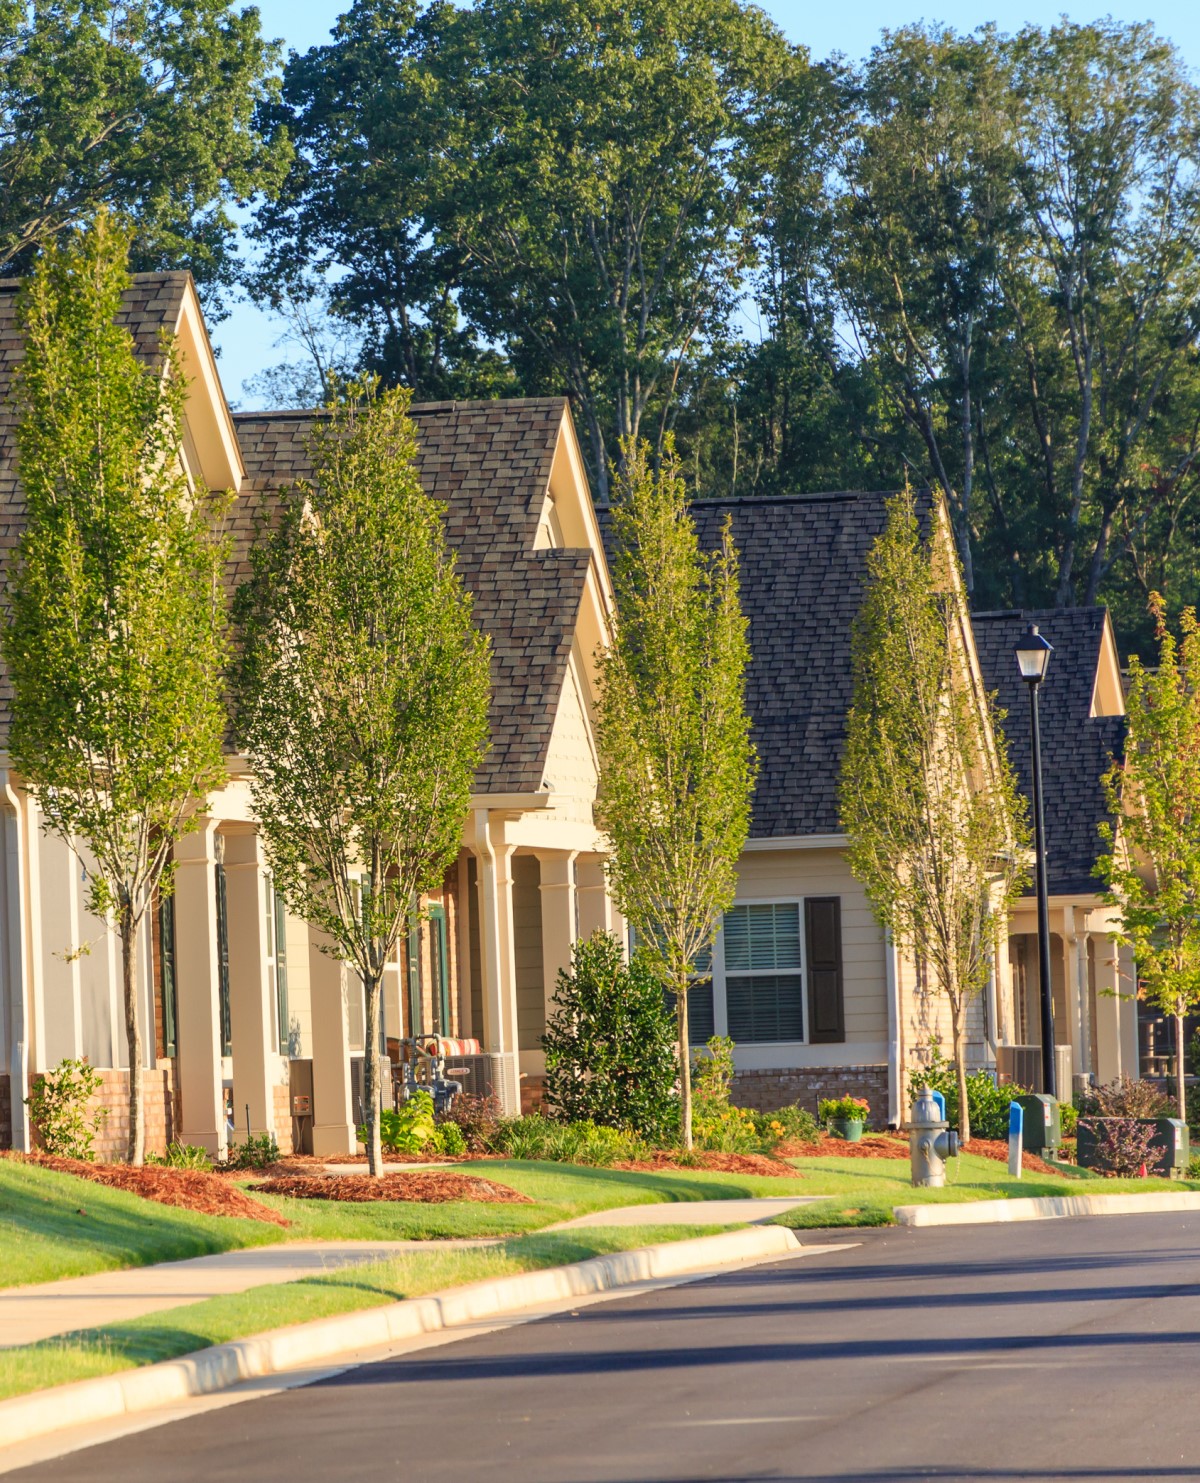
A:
[909,1086,960,1188]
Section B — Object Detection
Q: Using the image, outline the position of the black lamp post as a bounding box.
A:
[1014,623,1056,1099]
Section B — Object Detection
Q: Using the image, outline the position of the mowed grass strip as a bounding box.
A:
[0,1225,726,1401]
[776,1151,1195,1229]
[1,1157,815,1287]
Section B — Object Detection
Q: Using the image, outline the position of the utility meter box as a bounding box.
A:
[1150,1117,1189,1177]
[1015,1093,1061,1155]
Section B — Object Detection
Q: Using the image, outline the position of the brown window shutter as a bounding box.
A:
[805,897,845,1043]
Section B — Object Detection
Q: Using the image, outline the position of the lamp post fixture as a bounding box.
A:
[1015,623,1056,1099]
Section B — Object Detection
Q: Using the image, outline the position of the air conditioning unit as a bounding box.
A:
[996,1044,1041,1089]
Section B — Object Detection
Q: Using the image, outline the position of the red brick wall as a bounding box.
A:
[27,1065,180,1162]
[0,1072,10,1150]
[732,1065,890,1129]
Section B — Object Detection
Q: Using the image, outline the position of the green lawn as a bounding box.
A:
[0,1157,813,1287]
[0,1224,723,1402]
[775,1151,1194,1229]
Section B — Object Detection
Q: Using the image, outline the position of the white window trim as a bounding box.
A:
[715,896,809,1048]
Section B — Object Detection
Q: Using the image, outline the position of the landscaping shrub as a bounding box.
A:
[25,1057,106,1160]
[225,1132,280,1170]
[910,1041,1028,1139]
[756,1105,820,1146]
[1058,1102,1078,1139]
[444,1094,502,1153]
[1079,1075,1172,1119]
[818,1095,870,1127]
[690,1036,761,1153]
[361,1092,437,1156]
[1186,1153,1200,1180]
[484,1114,648,1166]
[146,1141,211,1170]
[542,932,679,1141]
[431,1120,467,1156]
[1078,1116,1164,1177]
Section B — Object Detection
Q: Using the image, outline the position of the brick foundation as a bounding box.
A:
[272,1081,294,1154]
[732,1065,890,1130]
[521,1076,546,1115]
[0,1072,10,1150]
[26,1065,180,1162]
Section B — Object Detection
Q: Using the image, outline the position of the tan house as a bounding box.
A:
[0,272,622,1157]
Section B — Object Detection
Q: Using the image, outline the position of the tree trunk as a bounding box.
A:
[678,984,693,1151]
[1177,1009,1187,1124]
[363,969,383,1177]
[121,909,144,1166]
[951,998,970,1146]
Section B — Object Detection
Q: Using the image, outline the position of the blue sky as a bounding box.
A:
[215,1,1200,404]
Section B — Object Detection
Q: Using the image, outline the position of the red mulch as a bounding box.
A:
[965,1138,1058,1177]
[614,1151,801,1177]
[784,1134,911,1160]
[247,1170,532,1204]
[2,1150,289,1225]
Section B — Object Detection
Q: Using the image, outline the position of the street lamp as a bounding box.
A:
[1014,623,1056,1099]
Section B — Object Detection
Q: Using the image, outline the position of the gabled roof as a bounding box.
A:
[685,491,904,840]
[972,608,1126,896]
[232,400,591,795]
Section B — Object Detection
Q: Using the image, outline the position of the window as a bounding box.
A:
[723,903,805,1043]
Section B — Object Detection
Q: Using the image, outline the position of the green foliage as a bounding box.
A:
[1079,1117,1165,1178]
[1098,600,1200,1120]
[0,0,289,297]
[361,1093,437,1156]
[756,1105,820,1146]
[541,932,679,1141]
[818,1096,870,1126]
[841,491,1028,1144]
[595,442,756,1147]
[1187,1153,1200,1181]
[482,1116,649,1167]
[1058,1103,1079,1139]
[224,1133,280,1172]
[690,1036,757,1153]
[431,1121,467,1157]
[5,213,230,1164]
[145,1142,212,1171]
[232,379,491,1175]
[910,1042,1029,1142]
[1079,1076,1173,1120]
[25,1058,106,1160]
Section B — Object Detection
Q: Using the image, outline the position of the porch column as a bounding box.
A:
[1093,938,1124,1084]
[222,829,281,1146]
[308,926,356,1155]
[575,854,613,941]
[1118,943,1141,1077]
[473,810,520,1114]
[537,848,578,1038]
[1074,929,1092,1083]
[172,819,225,1156]
[1061,913,1086,1086]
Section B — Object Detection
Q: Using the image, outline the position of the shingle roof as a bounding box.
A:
[232,401,587,794]
[972,609,1125,896]
[680,492,901,839]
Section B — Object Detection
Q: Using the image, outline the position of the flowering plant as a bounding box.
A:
[818,1095,869,1125]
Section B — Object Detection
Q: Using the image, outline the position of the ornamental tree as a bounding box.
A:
[594,439,756,1148]
[839,488,1027,1143]
[232,381,491,1176]
[1097,597,1200,1121]
[4,211,230,1164]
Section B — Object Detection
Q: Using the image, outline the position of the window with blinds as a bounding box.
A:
[723,903,804,1043]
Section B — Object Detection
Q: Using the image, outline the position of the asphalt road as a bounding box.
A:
[13,1212,1200,1483]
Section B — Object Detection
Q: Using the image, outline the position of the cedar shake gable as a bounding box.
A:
[972,608,1126,896]
[232,401,591,796]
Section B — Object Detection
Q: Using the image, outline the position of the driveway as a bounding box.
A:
[10,1212,1200,1481]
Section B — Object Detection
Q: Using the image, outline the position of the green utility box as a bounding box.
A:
[1150,1117,1189,1177]
[1016,1093,1061,1155]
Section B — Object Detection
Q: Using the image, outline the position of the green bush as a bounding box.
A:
[909,1041,1027,1139]
[1186,1153,1200,1180]
[1079,1116,1164,1177]
[542,932,679,1141]
[362,1092,437,1155]
[484,1114,649,1166]
[225,1132,280,1170]
[690,1036,763,1153]
[146,1141,211,1170]
[1058,1102,1079,1139]
[1079,1076,1172,1119]
[431,1120,467,1156]
[25,1057,106,1160]
[756,1104,820,1146]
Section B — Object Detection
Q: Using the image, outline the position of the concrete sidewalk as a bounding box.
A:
[1,1240,498,1348]
[547,1196,819,1229]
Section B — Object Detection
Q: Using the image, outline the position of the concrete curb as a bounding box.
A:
[895,1190,1200,1227]
[0,1226,805,1448]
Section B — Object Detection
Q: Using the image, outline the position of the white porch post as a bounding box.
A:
[473,810,520,1114]
[1,787,32,1150]
[1118,943,1141,1078]
[537,850,578,1064]
[222,829,281,1146]
[1093,939,1124,1083]
[308,926,356,1156]
[172,819,226,1157]
[575,854,613,941]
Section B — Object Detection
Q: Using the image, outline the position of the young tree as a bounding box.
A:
[4,211,230,1164]
[594,439,756,1148]
[232,381,491,1176]
[1097,597,1200,1121]
[839,489,1027,1143]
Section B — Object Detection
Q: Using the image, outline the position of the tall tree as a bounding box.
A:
[232,381,491,1176]
[594,440,756,1147]
[0,0,289,300]
[1097,596,1200,1120]
[839,489,1027,1143]
[4,211,230,1163]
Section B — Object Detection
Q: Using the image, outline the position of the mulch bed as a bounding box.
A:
[965,1138,1058,1176]
[614,1151,801,1177]
[783,1134,911,1161]
[247,1170,532,1204]
[2,1150,289,1225]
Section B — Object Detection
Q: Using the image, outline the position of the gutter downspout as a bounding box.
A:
[885,927,901,1128]
[3,777,30,1150]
